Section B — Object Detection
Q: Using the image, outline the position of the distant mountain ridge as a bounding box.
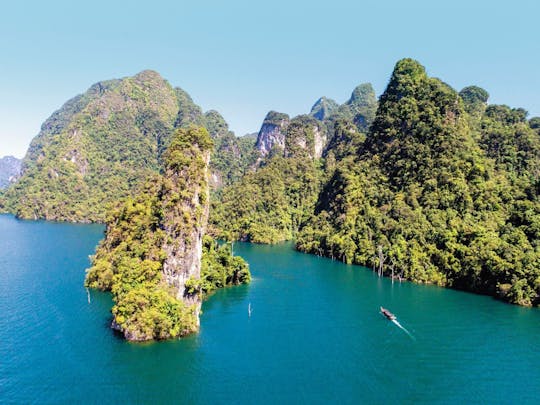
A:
[0,156,21,189]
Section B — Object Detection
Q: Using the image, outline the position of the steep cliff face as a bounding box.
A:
[85,127,214,341]
[160,127,212,322]
[254,84,377,162]
[255,112,327,159]
[284,115,327,159]
[255,111,290,156]
[0,156,21,189]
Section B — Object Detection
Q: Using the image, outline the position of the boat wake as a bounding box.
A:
[391,319,415,340]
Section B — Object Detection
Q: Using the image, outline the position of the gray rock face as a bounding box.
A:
[313,125,327,158]
[255,111,290,156]
[284,115,327,159]
[0,156,21,189]
[161,145,211,327]
[255,112,330,160]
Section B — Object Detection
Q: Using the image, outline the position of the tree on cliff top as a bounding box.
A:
[298,58,540,306]
[85,126,250,341]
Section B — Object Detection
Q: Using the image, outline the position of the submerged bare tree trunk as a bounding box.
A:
[377,245,386,277]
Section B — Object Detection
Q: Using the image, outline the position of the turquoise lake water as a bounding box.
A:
[1,214,539,404]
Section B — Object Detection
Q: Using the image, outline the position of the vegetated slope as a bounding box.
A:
[3,71,180,222]
[319,83,378,132]
[209,83,378,244]
[3,71,253,222]
[210,115,327,243]
[206,110,259,187]
[297,58,540,306]
[85,127,250,341]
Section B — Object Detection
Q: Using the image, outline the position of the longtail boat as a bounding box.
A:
[380,306,396,321]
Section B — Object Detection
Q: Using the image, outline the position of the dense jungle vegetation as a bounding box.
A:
[5,61,540,307]
[209,59,540,306]
[85,127,250,341]
[0,71,255,222]
[295,59,540,306]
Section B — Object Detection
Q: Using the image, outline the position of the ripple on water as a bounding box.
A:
[1,218,539,404]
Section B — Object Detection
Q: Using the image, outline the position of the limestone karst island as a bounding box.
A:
[2,60,540,344]
[2,2,540,400]
[0,49,540,403]
[1,59,540,340]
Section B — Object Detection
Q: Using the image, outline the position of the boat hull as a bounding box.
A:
[380,307,396,321]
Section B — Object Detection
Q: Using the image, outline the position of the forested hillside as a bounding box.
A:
[85,127,250,341]
[209,83,378,243]
[296,59,540,306]
[6,61,540,307]
[212,58,540,306]
[1,71,254,222]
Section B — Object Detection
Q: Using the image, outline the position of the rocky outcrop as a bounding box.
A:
[313,125,327,158]
[0,156,21,189]
[161,128,212,324]
[255,111,290,156]
[85,126,214,341]
[255,112,328,160]
[254,84,377,161]
[310,97,339,121]
[284,115,327,159]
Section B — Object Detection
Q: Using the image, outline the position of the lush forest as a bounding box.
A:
[296,59,540,306]
[209,85,379,244]
[4,62,540,308]
[210,59,540,306]
[85,127,250,341]
[210,153,324,243]
[0,71,255,222]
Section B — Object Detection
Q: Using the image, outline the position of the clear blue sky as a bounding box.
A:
[1,0,539,158]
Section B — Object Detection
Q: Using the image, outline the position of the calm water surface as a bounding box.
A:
[1,214,539,404]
